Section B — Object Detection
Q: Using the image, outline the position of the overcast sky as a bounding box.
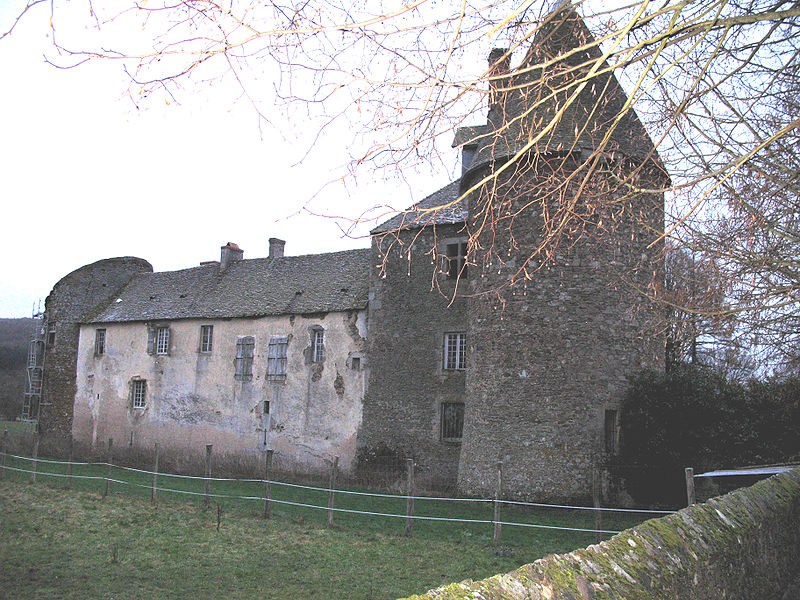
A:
[0,2,458,318]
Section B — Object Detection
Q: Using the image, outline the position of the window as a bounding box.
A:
[267,336,288,381]
[441,402,465,442]
[156,327,170,355]
[351,356,361,371]
[443,333,467,371]
[47,323,56,346]
[131,379,147,409]
[235,336,255,381]
[200,325,213,353]
[312,329,325,363]
[446,241,468,279]
[94,329,106,356]
[147,325,171,356]
[604,409,619,455]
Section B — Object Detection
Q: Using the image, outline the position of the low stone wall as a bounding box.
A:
[402,468,800,600]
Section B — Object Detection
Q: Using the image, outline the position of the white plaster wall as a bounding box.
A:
[72,310,367,473]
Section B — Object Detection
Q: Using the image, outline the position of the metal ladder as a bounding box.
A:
[21,304,46,423]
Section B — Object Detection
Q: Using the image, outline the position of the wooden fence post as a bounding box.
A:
[203,444,213,508]
[327,456,339,527]
[685,467,696,506]
[404,458,415,537]
[151,443,160,505]
[592,459,603,544]
[66,438,73,489]
[493,460,503,547]
[0,428,7,481]
[103,438,113,498]
[263,449,273,519]
[30,435,40,484]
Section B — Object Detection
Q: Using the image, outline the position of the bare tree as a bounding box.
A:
[5,0,800,365]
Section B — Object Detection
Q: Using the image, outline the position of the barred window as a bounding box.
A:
[235,336,255,381]
[441,402,465,442]
[443,332,467,371]
[312,329,325,363]
[604,409,619,455]
[94,329,106,356]
[200,325,213,353]
[267,336,288,381]
[131,379,147,409]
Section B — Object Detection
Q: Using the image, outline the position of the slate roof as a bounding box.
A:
[87,248,371,323]
[459,8,662,171]
[371,180,466,234]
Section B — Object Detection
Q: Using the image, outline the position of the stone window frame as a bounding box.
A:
[235,336,255,381]
[47,322,56,346]
[443,332,467,371]
[94,328,106,356]
[440,402,465,443]
[200,325,214,354]
[311,327,325,363]
[267,335,288,382]
[444,237,468,280]
[130,378,147,409]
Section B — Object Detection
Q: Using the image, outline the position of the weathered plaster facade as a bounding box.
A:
[73,311,367,472]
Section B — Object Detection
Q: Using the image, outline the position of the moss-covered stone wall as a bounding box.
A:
[401,468,800,599]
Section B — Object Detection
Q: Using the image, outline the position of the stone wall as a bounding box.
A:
[41,257,152,442]
[458,157,665,501]
[401,467,800,600]
[358,225,468,486]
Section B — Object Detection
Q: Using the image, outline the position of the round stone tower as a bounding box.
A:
[41,257,152,443]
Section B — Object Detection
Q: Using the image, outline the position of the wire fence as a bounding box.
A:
[0,443,676,547]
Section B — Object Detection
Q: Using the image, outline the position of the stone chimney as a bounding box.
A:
[268,238,285,259]
[220,242,243,271]
[488,48,511,110]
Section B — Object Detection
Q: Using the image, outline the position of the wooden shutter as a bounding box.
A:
[146,325,156,355]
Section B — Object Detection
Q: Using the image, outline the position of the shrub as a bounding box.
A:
[617,364,800,507]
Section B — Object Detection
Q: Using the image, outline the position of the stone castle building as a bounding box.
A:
[37,9,666,500]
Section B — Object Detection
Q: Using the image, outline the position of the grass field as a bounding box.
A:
[0,420,36,435]
[0,451,660,599]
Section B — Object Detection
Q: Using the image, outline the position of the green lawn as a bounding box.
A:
[0,480,569,600]
[0,452,661,599]
[0,420,36,435]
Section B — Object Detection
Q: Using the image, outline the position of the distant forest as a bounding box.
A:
[0,318,34,420]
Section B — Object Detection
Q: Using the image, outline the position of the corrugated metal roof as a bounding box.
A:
[695,466,797,478]
[87,248,371,323]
